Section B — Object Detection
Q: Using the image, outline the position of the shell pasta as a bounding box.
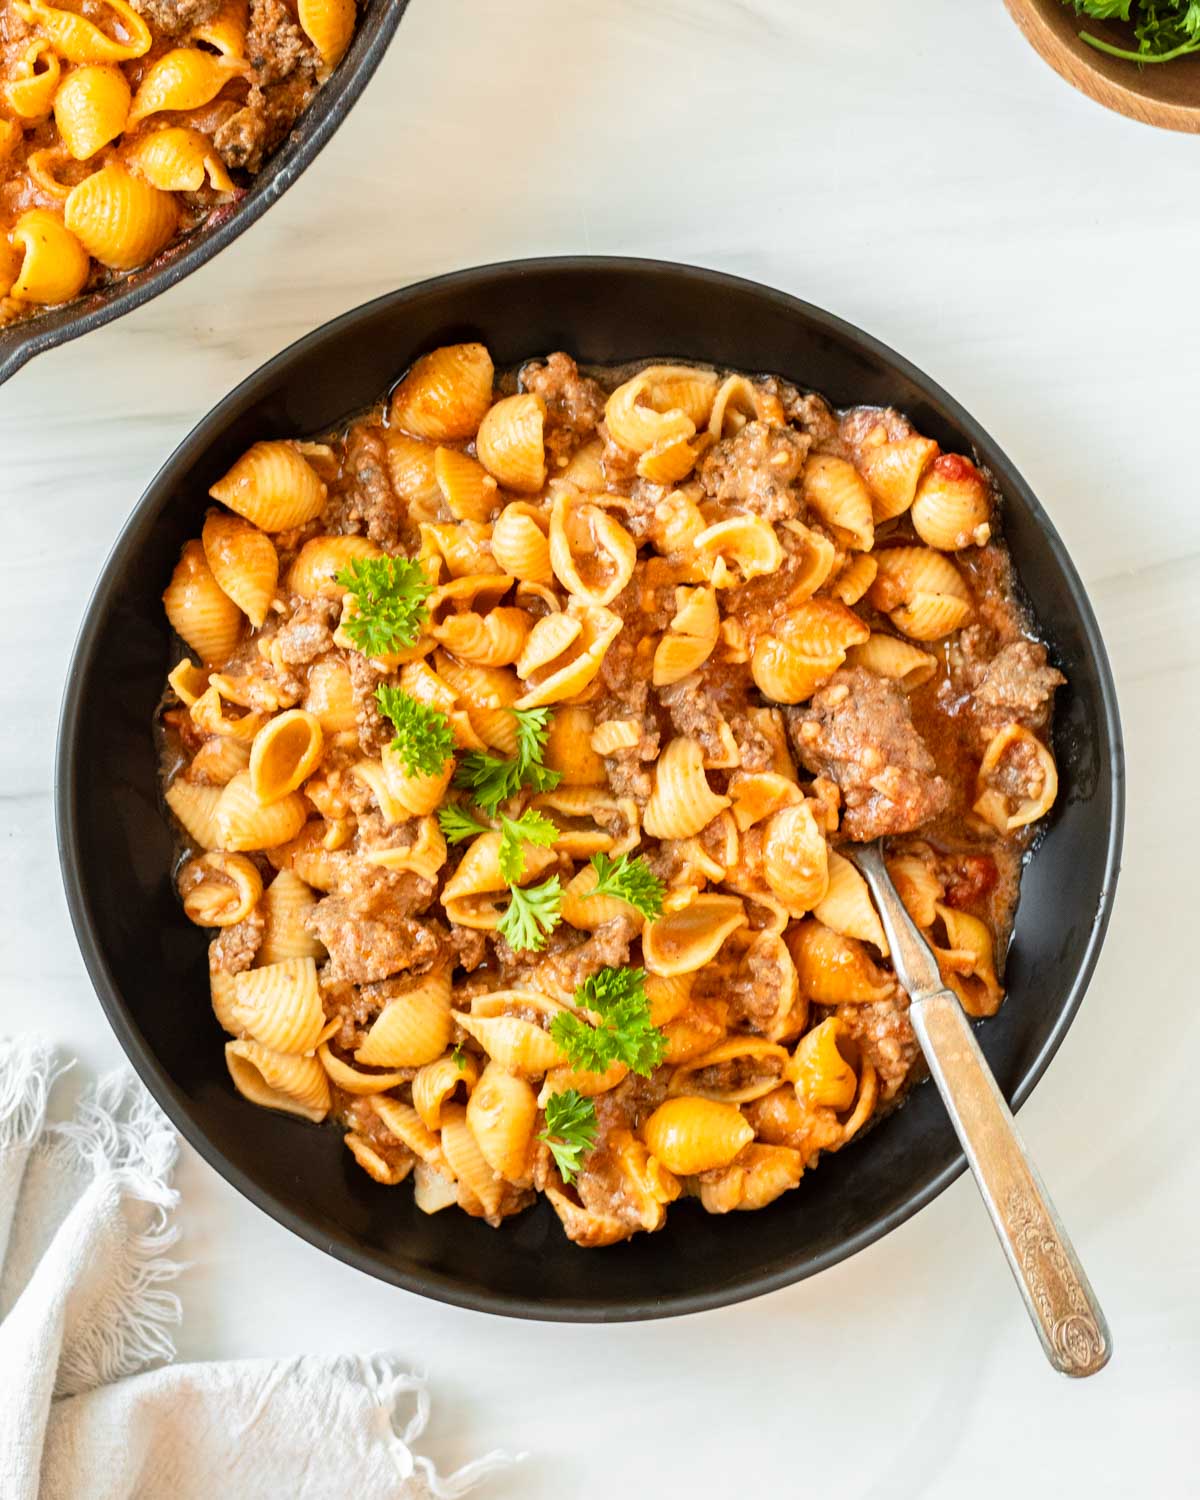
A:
[158,345,1064,1246]
[0,0,363,326]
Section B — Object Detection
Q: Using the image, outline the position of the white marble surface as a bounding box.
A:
[2,0,1197,1493]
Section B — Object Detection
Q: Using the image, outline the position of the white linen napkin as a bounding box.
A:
[0,1035,516,1500]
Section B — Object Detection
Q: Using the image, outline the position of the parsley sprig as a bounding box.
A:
[335,556,432,656]
[453,706,562,815]
[497,876,562,953]
[436,806,560,882]
[586,852,665,921]
[538,1089,598,1185]
[1064,0,1200,63]
[374,685,455,777]
[550,966,666,1077]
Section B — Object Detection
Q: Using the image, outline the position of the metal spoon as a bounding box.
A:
[848,841,1111,1377]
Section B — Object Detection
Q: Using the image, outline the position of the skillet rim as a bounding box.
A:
[54,256,1126,1321]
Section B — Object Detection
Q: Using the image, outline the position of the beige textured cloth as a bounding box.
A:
[0,1037,515,1500]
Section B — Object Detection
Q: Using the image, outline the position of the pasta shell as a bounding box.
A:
[488,501,552,583]
[225,1040,330,1122]
[433,606,530,667]
[826,553,878,607]
[708,374,781,438]
[434,445,499,522]
[694,515,784,587]
[560,863,644,933]
[476,392,547,493]
[202,510,278,627]
[363,816,447,884]
[259,869,324,964]
[370,1096,446,1168]
[727,770,802,831]
[641,1097,753,1176]
[515,602,621,708]
[209,441,327,531]
[546,706,607,784]
[53,64,130,159]
[286,535,381,600]
[163,539,244,665]
[886,850,943,929]
[761,801,829,916]
[548,488,637,606]
[8,209,89,303]
[869,547,972,642]
[644,736,731,840]
[390,343,494,442]
[302,659,357,736]
[844,633,937,689]
[668,1037,790,1104]
[643,894,747,977]
[802,453,874,550]
[164,778,223,849]
[249,709,324,804]
[786,919,895,1004]
[636,432,701,484]
[537,1059,628,1103]
[974,722,1058,831]
[933,903,1004,1017]
[127,47,244,127]
[652,586,719,687]
[64,161,177,269]
[344,1132,413,1185]
[125,124,235,191]
[412,1051,479,1132]
[384,431,442,515]
[454,1010,565,1076]
[786,1017,858,1110]
[180,851,262,926]
[413,1160,458,1214]
[813,851,888,955]
[232,957,323,1054]
[858,433,938,521]
[911,453,992,550]
[697,1143,803,1214]
[604,367,706,454]
[13,0,151,63]
[214,771,307,851]
[187,735,250,785]
[466,1061,538,1183]
[297,0,355,69]
[355,969,454,1068]
[438,1102,503,1220]
[188,0,248,56]
[189,686,264,742]
[5,42,61,120]
[750,599,869,704]
[210,964,239,1034]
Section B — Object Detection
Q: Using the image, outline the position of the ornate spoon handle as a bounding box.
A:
[851,843,1111,1378]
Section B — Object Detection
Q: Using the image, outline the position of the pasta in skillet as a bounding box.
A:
[157,344,1064,1246]
[0,0,362,325]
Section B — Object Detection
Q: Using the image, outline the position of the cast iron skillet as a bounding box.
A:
[55,259,1125,1321]
[0,0,409,389]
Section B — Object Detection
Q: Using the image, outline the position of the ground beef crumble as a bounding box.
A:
[787,668,949,842]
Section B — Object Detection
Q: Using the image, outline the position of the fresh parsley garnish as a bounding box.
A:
[586,852,665,920]
[549,965,666,1078]
[374,685,455,777]
[453,706,562,816]
[538,1088,597,1185]
[335,555,433,656]
[437,802,491,843]
[496,876,562,953]
[497,810,559,882]
[451,1042,468,1073]
[1063,0,1200,63]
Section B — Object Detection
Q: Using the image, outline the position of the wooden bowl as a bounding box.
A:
[1005,0,1200,132]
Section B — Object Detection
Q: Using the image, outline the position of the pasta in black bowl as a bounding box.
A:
[56,259,1123,1318]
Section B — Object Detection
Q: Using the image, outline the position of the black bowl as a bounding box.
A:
[56,258,1124,1321]
[0,0,410,388]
